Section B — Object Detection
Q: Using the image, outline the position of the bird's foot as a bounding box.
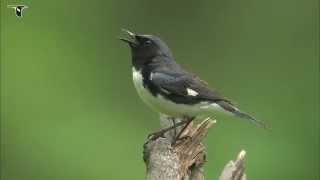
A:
[172,116,194,144]
[146,117,195,143]
[147,130,166,141]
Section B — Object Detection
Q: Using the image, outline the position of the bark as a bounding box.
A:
[143,114,247,180]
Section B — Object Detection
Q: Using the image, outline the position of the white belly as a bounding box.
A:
[132,68,217,117]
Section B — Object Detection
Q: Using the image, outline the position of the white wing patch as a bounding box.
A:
[186,88,199,96]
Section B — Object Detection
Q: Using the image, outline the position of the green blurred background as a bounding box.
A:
[1,0,319,179]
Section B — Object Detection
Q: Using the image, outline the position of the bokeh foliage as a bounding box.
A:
[1,0,318,179]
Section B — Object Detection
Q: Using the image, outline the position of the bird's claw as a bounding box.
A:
[147,130,166,141]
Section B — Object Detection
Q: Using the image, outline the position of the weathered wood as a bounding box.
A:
[143,114,247,180]
[219,150,247,180]
[144,115,214,180]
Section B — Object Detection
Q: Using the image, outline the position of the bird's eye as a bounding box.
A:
[145,40,152,45]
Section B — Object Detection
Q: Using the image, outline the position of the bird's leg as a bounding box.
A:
[147,118,192,141]
[171,118,177,137]
[173,116,194,143]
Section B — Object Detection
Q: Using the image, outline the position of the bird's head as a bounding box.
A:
[120,29,173,61]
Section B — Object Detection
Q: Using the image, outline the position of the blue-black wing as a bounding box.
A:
[150,70,232,104]
[150,70,267,128]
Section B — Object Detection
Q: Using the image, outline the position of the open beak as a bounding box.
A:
[119,29,138,46]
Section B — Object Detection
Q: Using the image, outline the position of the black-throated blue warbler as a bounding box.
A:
[120,29,266,135]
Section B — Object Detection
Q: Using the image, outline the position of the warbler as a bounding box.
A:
[120,29,266,131]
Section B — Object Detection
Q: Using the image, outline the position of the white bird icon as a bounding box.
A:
[7,5,28,17]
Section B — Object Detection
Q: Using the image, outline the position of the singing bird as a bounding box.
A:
[120,29,266,134]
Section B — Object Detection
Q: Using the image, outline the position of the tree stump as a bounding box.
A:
[143,114,247,180]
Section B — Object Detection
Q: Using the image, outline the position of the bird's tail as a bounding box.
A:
[216,101,268,129]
